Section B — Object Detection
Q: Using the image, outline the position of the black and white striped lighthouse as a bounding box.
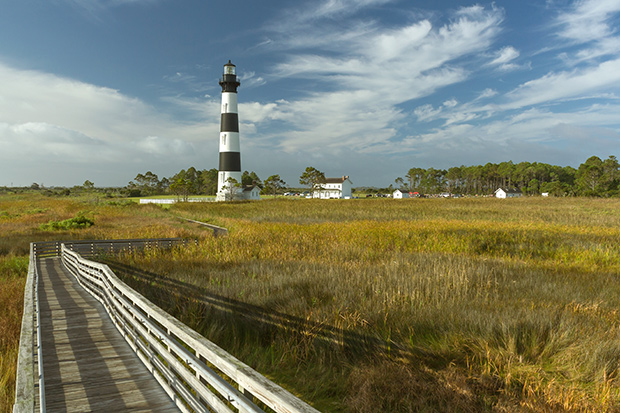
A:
[216,60,242,201]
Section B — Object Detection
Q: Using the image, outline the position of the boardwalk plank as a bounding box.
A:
[38,257,178,412]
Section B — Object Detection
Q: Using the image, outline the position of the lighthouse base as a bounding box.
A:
[216,190,241,202]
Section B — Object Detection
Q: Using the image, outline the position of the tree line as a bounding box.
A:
[395,156,619,197]
[125,167,288,198]
[7,155,616,198]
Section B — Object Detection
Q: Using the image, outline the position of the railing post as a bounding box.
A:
[238,384,255,413]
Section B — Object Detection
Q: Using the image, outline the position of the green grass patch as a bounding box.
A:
[39,214,95,231]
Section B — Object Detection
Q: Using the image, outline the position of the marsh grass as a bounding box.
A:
[0,255,28,412]
[110,197,620,411]
[3,194,620,411]
[0,193,202,412]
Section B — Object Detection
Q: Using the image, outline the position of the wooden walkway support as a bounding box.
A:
[37,256,178,412]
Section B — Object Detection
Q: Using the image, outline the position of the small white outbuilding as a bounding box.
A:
[494,188,522,198]
[393,189,411,199]
[242,185,261,200]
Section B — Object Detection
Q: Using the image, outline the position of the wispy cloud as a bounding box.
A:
[556,0,620,43]
[487,46,522,71]
[504,57,620,109]
[242,4,506,157]
[274,0,394,30]
[553,0,620,64]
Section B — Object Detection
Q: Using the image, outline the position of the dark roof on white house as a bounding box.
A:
[242,185,259,192]
[495,188,522,194]
[324,176,351,184]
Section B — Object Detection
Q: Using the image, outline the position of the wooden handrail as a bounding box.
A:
[60,242,319,413]
[32,237,193,258]
[13,244,37,413]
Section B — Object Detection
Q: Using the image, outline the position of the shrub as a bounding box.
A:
[39,215,95,231]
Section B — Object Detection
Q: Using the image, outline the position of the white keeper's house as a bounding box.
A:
[314,176,353,199]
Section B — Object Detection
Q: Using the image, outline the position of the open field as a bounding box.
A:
[2,194,620,411]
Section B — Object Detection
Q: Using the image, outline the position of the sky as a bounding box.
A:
[1,0,619,188]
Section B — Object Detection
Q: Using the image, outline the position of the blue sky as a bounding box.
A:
[1,0,619,188]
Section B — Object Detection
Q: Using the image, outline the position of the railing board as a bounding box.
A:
[13,245,36,413]
[62,244,320,413]
[37,257,179,412]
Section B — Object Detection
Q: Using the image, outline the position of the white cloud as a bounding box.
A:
[556,0,620,43]
[414,104,443,122]
[476,88,498,100]
[275,0,394,31]
[398,102,620,167]
[504,57,620,109]
[134,136,195,157]
[487,46,523,71]
[553,0,620,65]
[239,71,267,89]
[0,62,219,185]
[262,4,504,152]
[489,46,520,65]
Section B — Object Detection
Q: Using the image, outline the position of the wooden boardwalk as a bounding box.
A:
[37,257,179,412]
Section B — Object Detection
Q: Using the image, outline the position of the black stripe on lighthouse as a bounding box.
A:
[219,152,241,171]
[220,113,239,132]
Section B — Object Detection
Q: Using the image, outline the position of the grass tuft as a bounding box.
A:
[39,214,95,231]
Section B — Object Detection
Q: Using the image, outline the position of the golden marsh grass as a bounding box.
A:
[110,197,620,411]
[2,194,620,411]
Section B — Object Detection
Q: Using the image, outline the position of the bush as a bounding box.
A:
[39,215,94,231]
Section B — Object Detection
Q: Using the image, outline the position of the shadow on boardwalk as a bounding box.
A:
[103,260,409,362]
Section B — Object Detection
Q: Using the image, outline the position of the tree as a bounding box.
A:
[394,177,406,191]
[299,167,326,198]
[242,171,263,188]
[446,166,462,194]
[603,155,620,195]
[263,175,286,197]
[223,177,242,201]
[83,180,94,190]
[170,170,192,201]
[576,156,604,196]
[159,177,170,193]
[132,171,160,195]
[200,168,219,195]
[406,168,425,191]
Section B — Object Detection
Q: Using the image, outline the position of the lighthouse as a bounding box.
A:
[216,60,242,201]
